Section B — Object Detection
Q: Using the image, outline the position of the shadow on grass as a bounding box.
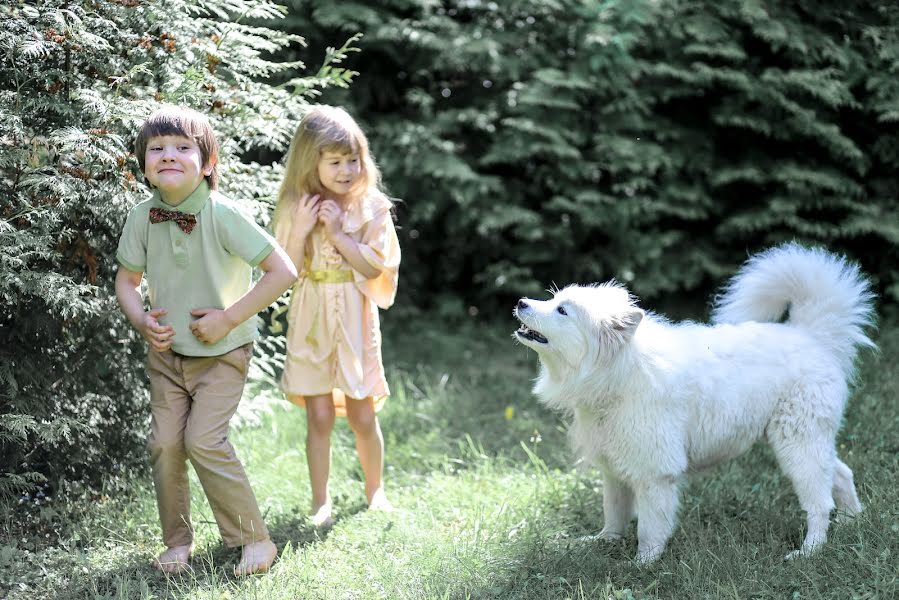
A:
[42,507,378,600]
[456,459,877,600]
[196,503,371,576]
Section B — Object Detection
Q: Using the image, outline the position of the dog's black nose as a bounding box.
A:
[517,299,529,311]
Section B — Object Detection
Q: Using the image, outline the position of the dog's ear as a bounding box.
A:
[614,308,643,339]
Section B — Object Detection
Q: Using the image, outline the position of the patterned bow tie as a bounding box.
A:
[149,207,198,234]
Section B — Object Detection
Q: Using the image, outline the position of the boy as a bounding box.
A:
[115,106,296,576]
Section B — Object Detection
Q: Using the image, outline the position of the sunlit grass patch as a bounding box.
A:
[3,316,897,599]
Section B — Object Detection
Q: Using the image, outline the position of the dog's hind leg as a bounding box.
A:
[770,436,837,560]
[832,457,863,519]
[634,477,680,564]
[598,470,635,540]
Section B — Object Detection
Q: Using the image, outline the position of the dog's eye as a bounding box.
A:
[557,306,567,315]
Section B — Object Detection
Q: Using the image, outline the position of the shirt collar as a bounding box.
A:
[151,180,210,214]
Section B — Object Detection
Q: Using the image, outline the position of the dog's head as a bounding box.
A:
[513,282,644,374]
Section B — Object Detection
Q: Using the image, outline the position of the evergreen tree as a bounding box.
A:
[279,0,899,313]
[0,0,358,498]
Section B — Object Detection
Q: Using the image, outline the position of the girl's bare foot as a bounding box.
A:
[234,539,278,576]
[152,543,194,574]
[367,487,393,512]
[310,498,334,528]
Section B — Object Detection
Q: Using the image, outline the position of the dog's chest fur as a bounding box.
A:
[567,399,690,484]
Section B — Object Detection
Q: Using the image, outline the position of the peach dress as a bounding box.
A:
[276,191,400,415]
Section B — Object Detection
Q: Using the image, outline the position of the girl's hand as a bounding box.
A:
[290,193,321,238]
[318,199,344,240]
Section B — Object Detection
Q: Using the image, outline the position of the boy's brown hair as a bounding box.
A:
[134,105,220,190]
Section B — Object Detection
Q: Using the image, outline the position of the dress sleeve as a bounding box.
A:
[353,201,400,310]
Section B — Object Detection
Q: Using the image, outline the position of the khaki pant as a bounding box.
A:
[147,344,269,548]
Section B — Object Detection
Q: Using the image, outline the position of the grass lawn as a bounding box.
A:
[3,309,899,599]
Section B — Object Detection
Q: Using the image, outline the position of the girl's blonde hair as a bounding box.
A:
[273,106,382,231]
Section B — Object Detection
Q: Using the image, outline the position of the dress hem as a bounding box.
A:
[283,388,388,417]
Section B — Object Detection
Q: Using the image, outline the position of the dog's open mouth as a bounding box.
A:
[515,324,548,344]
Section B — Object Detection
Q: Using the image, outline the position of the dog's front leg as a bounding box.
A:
[634,477,680,564]
[598,470,634,540]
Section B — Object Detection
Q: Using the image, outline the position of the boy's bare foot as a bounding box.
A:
[234,539,278,577]
[152,543,194,574]
[310,499,334,529]
[367,487,393,512]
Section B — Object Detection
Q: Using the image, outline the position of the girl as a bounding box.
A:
[273,106,400,527]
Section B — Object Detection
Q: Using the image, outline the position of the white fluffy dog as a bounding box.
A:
[513,243,876,563]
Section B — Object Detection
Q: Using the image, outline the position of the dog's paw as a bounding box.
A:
[783,549,804,561]
[784,543,823,561]
[577,529,625,543]
[635,544,664,565]
[833,505,863,524]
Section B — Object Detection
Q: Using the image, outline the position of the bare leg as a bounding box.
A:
[635,478,680,564]
[302,394,336,526]
[345,396,390,509]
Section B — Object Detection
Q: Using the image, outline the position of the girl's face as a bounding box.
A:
[144,135,212,205]
[317,150,361,200]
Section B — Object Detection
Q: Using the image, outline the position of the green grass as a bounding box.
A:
[3,313,899,599]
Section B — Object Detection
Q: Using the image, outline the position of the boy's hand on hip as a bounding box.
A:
[189,308,235,345]
[142,308,175,352]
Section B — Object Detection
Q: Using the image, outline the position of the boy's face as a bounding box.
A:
[144,135,212,205]
[317,151,361,199]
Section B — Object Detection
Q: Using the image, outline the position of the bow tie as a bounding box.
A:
[149,207,198,234]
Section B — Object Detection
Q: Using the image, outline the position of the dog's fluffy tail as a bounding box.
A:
[712,242,876,374]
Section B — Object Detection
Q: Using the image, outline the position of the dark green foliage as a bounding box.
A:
[5,0,898,507]
[0,0,357,499]
[280,0,899,313]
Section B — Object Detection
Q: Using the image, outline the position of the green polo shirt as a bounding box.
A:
[116,181,275,357]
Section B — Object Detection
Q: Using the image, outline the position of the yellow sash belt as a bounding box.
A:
[303,255,353,284]
[307,269,354,284]
[268,261,353,334]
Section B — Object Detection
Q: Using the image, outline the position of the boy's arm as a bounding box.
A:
[114,267,175,352]
[189,244,297,345]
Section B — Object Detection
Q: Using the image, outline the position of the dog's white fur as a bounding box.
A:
[514,243,876,563]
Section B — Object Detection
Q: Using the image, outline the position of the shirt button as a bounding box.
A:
[175,240,182,246]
